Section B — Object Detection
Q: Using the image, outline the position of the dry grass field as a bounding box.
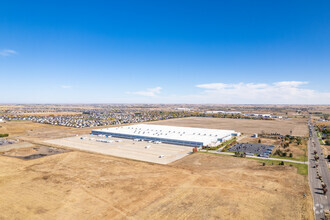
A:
[0,121,70,137]
[0,142,35,153]
[240,136,281,146]
[0,118,314,219]
[0,120,108,142]
[313,120,330,127]
[147,117,308,136]
[321,145,330,158]
[0,152,313,220]
[1,146,69,158]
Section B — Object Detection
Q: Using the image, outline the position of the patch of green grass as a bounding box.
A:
[286,162,308,175]
[198,151,233,157]
[248,157,308,175]
[207,138,236,151]
[204,138,237,151]
[271,155,307,162]
[221,139,237,152]
[197,152,308,176]
[319,139,324,145]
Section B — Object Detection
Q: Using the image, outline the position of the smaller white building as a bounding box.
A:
[176,108,191,111]
[205,111,242,115]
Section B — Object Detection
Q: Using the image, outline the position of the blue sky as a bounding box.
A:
[1,0,330,104]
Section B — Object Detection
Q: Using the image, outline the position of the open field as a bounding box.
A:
[240,136,281,145]
[45,135,192,164]
[313,120,330,127]
[0,152,313,219]
[147,117,308,136]
[273,142,308,162]
[0,142,35,153]
[0,120,110,143]
[321,144,330,157]
[1,146,69,160]
[0,121,70,137]
[0,118,314,218]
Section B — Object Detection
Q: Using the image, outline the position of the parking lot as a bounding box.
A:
[228,143,274,156]
[44,135,193,164]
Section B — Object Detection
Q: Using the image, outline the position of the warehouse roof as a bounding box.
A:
[92,124,238,146]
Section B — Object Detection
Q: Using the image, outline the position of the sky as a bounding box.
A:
[1,0,330,104]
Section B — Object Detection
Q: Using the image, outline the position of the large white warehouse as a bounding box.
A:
[91,124,240,147]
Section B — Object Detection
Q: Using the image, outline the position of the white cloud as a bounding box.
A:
[273,81,308,87]
[61,85,73,89]
[197,83,228,90]
[195,81,330,104]
[128,87,162,97]
[0,49,17,57]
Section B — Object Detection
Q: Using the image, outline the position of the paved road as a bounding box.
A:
[201,150,308,164]
[308,118,330,220]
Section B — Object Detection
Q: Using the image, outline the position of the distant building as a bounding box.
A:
[176,108,191,111]
[205,111,242,115]
[205,111,225,114]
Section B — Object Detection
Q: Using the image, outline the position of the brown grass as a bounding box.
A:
[321,144,330,156]
[147,117,308,136]
[240,136,281,145]
[0,121,70,137]
[313,120,330,127]
[0,152,313,219]
[0,121,111,143]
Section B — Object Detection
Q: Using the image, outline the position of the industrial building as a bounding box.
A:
[91,124,240,147]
